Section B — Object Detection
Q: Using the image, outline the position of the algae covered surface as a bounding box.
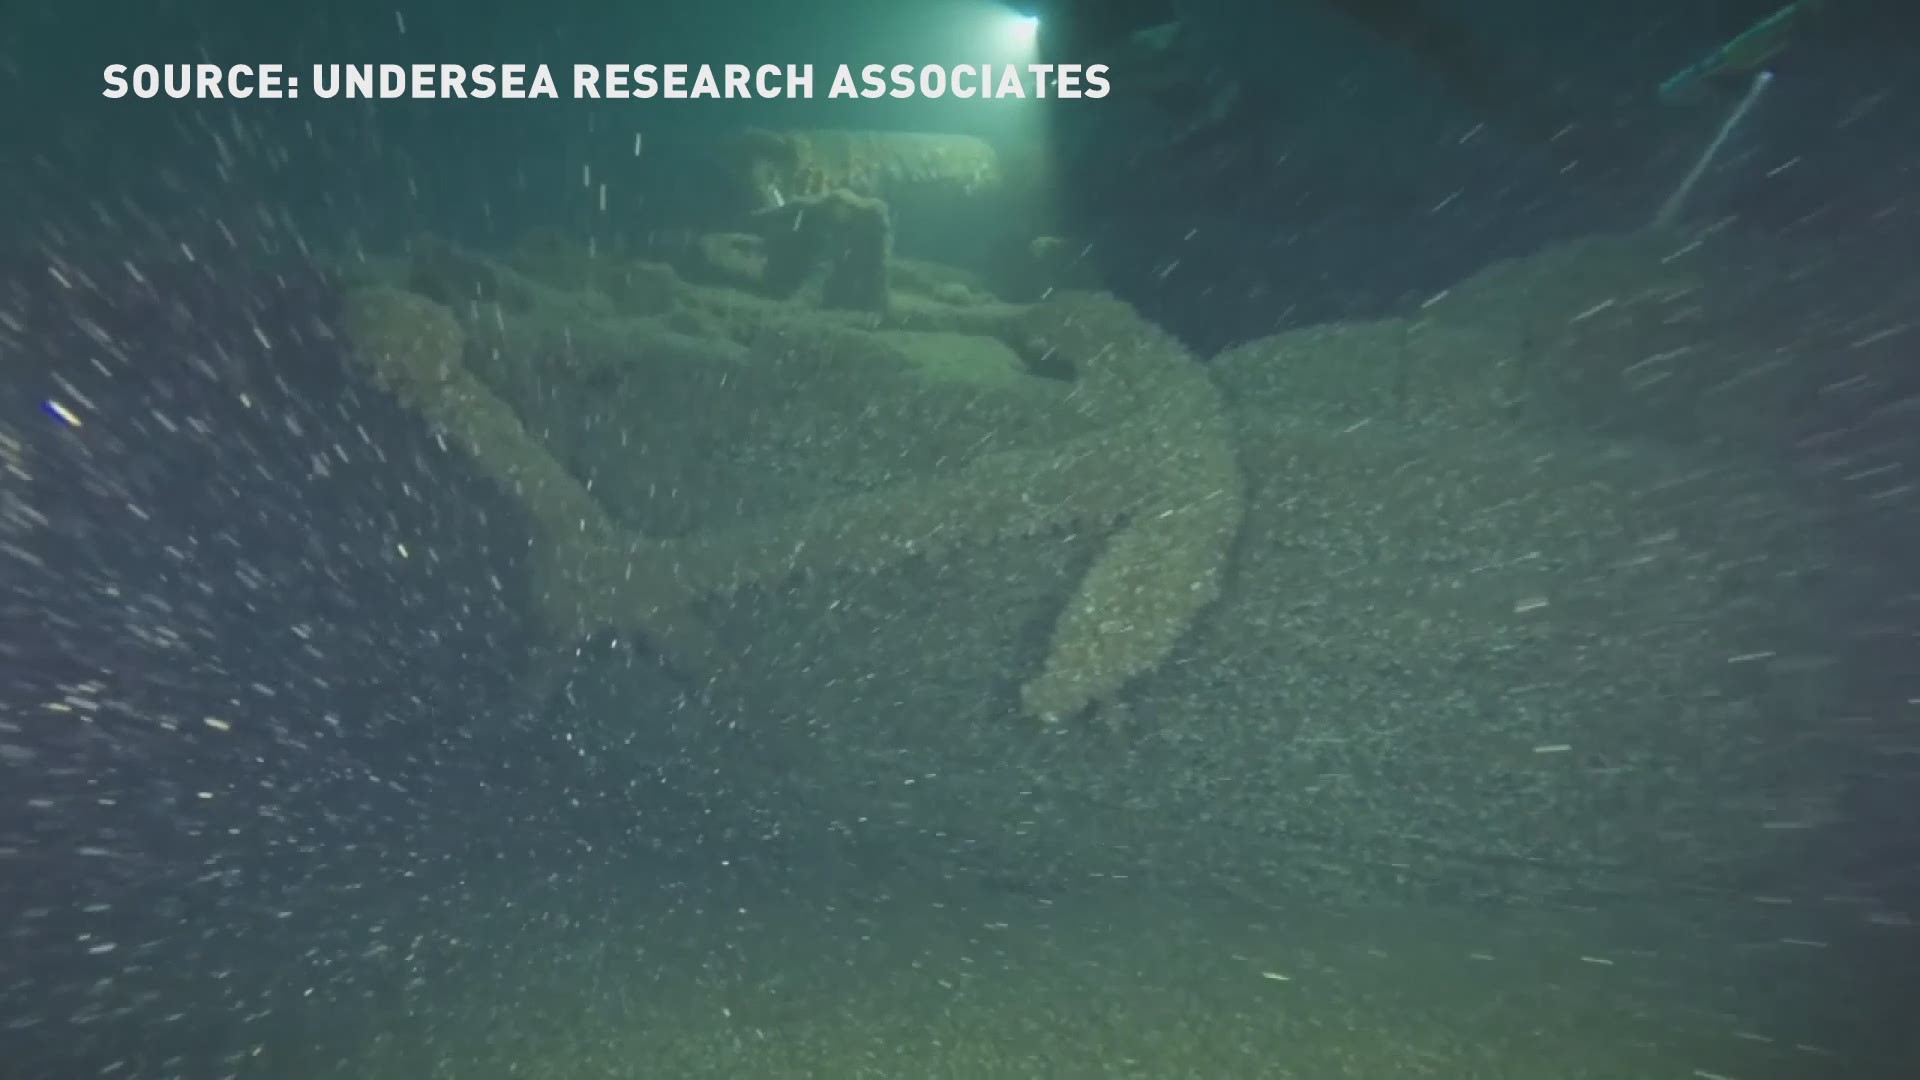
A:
[336,227,1860,906]
[291,219,1911,1077]
[9,210,1910,1080]
[315,854,1916,1080]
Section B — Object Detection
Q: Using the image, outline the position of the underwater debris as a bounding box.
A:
[337,285,722,672]
[1659,0,1823,103]
[751,188,894,315]
[323,234,1858,906]
[338,246,1241,722]
[714,128,1004,212]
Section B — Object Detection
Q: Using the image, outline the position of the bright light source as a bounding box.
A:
[1003,12,1041,51]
